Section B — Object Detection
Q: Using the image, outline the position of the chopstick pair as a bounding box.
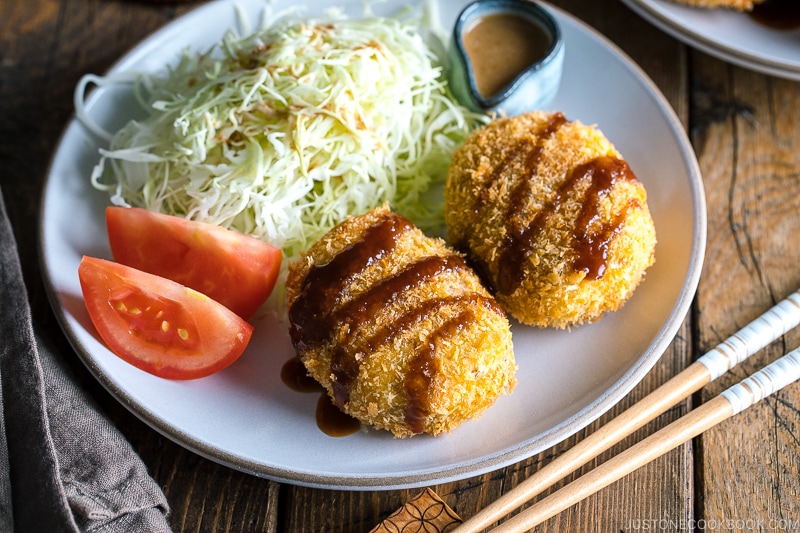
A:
[456,289,800,533]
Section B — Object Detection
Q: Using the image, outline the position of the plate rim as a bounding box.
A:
[38,0,707,490]
[622,0,800,80]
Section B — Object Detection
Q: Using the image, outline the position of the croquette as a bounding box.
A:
[445,111,656,329]
[286,205,517,438]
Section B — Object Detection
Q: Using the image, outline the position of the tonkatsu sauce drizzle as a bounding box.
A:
[288,213,412,353]
[289,211,509,435]
[328,254,469,406]
[290,212,502,411]
[365,293,504,356]
[474,112,566,215]
[404,310,474,434]
[570,157,640,279]
[494,113,567,294]
[334,255,470,336]
[498,155,639,293]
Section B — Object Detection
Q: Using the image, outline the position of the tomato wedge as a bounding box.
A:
[106,206,281,319]
[78,256,253,379]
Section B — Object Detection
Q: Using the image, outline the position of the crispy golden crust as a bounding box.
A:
[666,0,764,10]
[286,205,516,438]
[444,111,656,329]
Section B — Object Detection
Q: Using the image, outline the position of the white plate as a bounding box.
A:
[623,0,800,80]
[40,0,705,489]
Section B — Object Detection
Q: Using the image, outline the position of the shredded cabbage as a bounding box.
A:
[88,14,486,262]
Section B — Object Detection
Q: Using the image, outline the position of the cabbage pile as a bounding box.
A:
[89,14,485,261]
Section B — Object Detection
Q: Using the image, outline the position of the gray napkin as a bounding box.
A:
[0,187,173,532]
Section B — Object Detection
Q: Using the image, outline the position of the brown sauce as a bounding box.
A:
[328,254,469,407]
[570,157,641,279]
[462,13,553,98]
[404,310,474,434]
[365,293,505,355]
[286,211,508,436]
[280,357,361,437]
[749,0,800,30]
[497,154,639,294]
[280,356,323,393]
[489,113,566,294]
[288,213,412,354]
[316,393,361,437]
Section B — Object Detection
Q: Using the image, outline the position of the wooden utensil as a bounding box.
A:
[455,289,800,532]
[484,347,800,532]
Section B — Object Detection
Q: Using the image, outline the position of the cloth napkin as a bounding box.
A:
[0,187,173,532]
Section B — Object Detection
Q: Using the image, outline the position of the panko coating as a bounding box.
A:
[445,111,656,329]
[286,205,517,438]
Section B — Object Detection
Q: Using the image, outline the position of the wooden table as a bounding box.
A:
[3,0,800,531]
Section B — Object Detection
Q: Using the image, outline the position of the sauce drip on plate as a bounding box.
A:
[462,13,553,99]
[281,357,361,437]
[316,394,361,437]
[280,356,323,393]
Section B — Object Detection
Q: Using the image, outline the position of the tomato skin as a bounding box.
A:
[78,256,253,380]
[106,206,282,320]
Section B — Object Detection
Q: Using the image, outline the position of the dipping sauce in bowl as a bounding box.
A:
[462,12,553,99]
[448,0,564,116]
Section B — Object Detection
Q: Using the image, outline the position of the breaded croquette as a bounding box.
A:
[667,0,764,10]
[445,111,656,329]
[286,205,516,438]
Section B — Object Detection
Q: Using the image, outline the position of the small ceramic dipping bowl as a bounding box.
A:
[447,0,565,116]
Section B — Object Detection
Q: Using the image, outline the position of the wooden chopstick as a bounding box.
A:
[486,347,800,532]
[456,289,800,533]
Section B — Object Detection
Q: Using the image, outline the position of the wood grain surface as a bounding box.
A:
[692,52,800,531]
[2,0,799,531]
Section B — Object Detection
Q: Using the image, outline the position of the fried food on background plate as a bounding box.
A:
[286,205,516,438]
[666,0,764,10]
[445,111,657,329]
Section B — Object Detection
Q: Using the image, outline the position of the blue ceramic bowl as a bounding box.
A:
[447,0,565,116]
